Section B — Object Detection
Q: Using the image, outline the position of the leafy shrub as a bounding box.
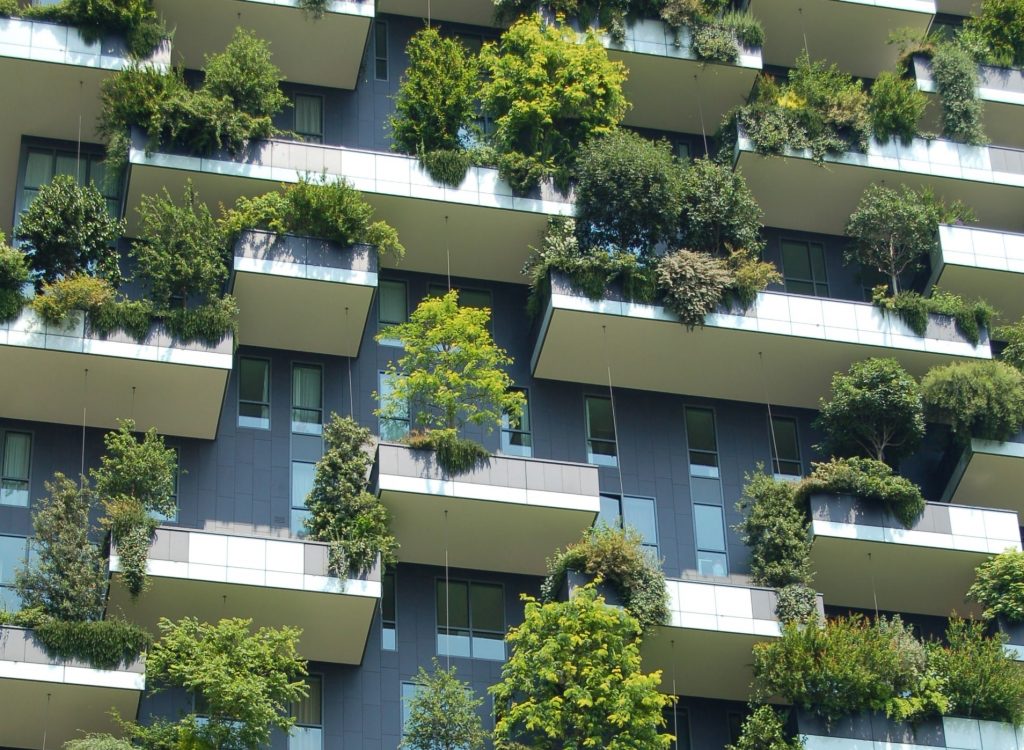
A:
[0,237,29,322]
[657,249,733,329]
[995,318,1024,372]
[33,617,151,670]
[969,550,1024,624]
[728,250,781,307]
[15,175,124,287]
[30,275,116,328]
[8,0,166,58]
[419,149,474,187]
[775,584,819,625]
[403,660,488,750]
[574,130,684,255]
[727,705,804,750]
[815,358,925,467]
[931,41,987,145]
[721,10,765,48]
[407,429,491,476]
[692,22,738,62]
[540,525,669,632]
[873,287,994,345]
[679,158,765,256]
[921,361,1024,443]
[223,177,404,261]
[963,0,1024,68]
[735,470,812,591]
[929,617,1024,724]
[64,735,134,750]
[797,457,925,528]
[202,29,289,118]
[480,15,628,193]
[869,71,926,144]
[160,294,238,345]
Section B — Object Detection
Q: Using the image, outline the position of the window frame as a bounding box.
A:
[374,20,389,81]
[16,140,120,227]
[435,578,506,661]
[378,370,410,441]
[292,93,324,145]
[500,387,532,458]
[290,460,317,538]
[597,493,660,557]
[381,567,397,651]
[378,278,408,348]
[693,503,729,577]
[0,533,29,614]
[289,673,324,750]
[291,362,324,436]
[237,356,272,430]
[0,429,32,508]
[780,238,829,298]
[584,395,617,467]
[769,415,803,478]
[684,406,720,479]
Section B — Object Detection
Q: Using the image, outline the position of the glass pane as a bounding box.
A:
[240,358,269,403]
[292,366,322,412]
[586,397,615,442]
[697,550,728,577]
[291,462,316,511]
[295,95,323,139]
[3,432,30,480]
[771,417,800,464]
[54,153,78,179]
[382,626,396,651]
[622,496,657,548]
[471,632,505,661]
[436,580,469,629]
[401,683,420,732]
[23,150,52,189]
[382,571,396,623]
[293,675,322,726]
[290,509,311,538]
[597,495,620,529]
[782,241,811,280]
[458,289,491,310]
[437,632,472,658]
[809,243,827,281]
[0,536,26,586]
[379,280,407,324]
[1,480,29,508]
[689,451,719,472]
[289,727,322,750]
[375,21,387,54]
[694,504,726,553]
[470,583,503,632]
[785,280,815,296]
[0,585,20,613]
[685,408,717,454]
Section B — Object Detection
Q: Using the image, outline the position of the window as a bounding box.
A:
[0,535,28,612]
[238,358,271,430]
[18,145,119,221]
[585,396,617,467]
[663,706,691,750]
[436,580,505,661]
[501,388,531,457]
[770,416,802,478]
[684,407,719,478]
[378,372,409,441]
[675,141,691,161]
[290,461,316,537]
[694,504,728,577]
[289,675,323,750]
[427,284,492,311]
[781,239,828,297]
[401,681,420,738]
[374,21,388,81]
[294,95,323,144]
[292,364,323,435]
[597,494,659,557]
[378,279,407,347]
[382,569,397,650]
[152,446,178,523]
[0,431,31,507]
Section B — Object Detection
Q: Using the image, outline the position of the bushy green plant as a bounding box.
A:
[656,249,733,329]
[202,28,289,118]
[692,22,739,62]
[929,617,1024,724]
[0,235,29,321]
[15,474,106,622]
[12,0,165,58]
[298,0,330,18]
[15,175,124,287]
[480,14,628,194]
[995,318,1024,372]
[797,457,925,528]
[306,414,397,576]
[32,617,151,670]
[574,130,684,255]
[963,0,1024,68]
[402,660,488,750]
[931,41,987,145]
[721,10,765,48]
[728,249,781,307]
[734,470,813,591]
[160,294,238,345]
[491,585,674,750]
[29,275,116,328]
[64,734,134,750]
[969,550,1024,624]
[869,71,926,144]
[679,158,765,256]
[406,429,491,476]
[774,584,819,625]
[872,287,994,345]
[921,361,1024,443]
[419,149,474,187]
[814,358,925,466]
[727,705,804,750]
[540,525,669,632]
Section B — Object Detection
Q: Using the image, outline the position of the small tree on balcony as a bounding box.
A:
[402,660,488,750]
[0,232,29,321]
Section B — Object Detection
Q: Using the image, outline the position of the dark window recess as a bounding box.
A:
[781,239,829,297]
[374,21,388,81]
[770,416,802,477]
[238,358,271,430]
[436,579,505,660]
[585,396,617,467]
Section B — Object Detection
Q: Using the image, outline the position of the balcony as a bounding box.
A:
[0,625,145,750]
[914,56,1024,150]
[0,18,169,234]
[641,578,822,700]
[733,130,1024,236]
[373,443,600,575]
[749,0,935,79]
[107,527,381,664]
[230,229,378,357]
[927,225,1024,323]
[531,272,989,409]
[376,0,496,25]
[151,0,372,89]
[125,129,572,284]
[808,493,1021,617]
[941,436,1024,516]
[0,308,232,439]
[800,713,1024,750]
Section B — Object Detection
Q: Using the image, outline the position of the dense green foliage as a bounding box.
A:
[15,175,124,287]
[963,0,1024,68]
[679,158,765,256]
[297,0,331,18]
[389,28,480,187]
[657,249,734,329]
[480,15,628,193]
[921,361,1024,443]
[63,734,134,750]
[797,457,925,528]
[406,429,491,476]
[540,525,669,631]
[223,177,404,261]
[0,234,29,321]
[727,705,804,750]
[32,617,151,670]
[868,71,926,144]
[931,41,988,146]
[996,318,1024,372]
[815,358,925,466]
[14,474,106,622]
[574,130,684,255]
[402,660,488,750]
[306,414,397,576]
[969,550,1024,624]
[0,0,165,58]
[202,28,289,119]
[873,287,995,345]
[490,585,673,749]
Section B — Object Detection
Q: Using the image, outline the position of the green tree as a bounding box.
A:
[202,28,289,118]
[869,71,927,144]
[930,40,987,146]
[921,360,1024,443]
[15,175,125,287]
[402,660,488,750]
[679,158,765,256]
[490,585,673,750]
[480,14,628,193]
[815,358,925,466]
[727,705,804,750]
[574,129,684,255]
[305,414,397,576]
[963,0,1024,68]
[0,233,29,321]
[127,617,308,750]
[132,182,228,308]
[968,549,1024,624]
[14,474,106,621]
[735,470,812,590]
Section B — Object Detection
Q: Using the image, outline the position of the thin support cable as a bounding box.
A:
[601,326,626,501]
[868,552,879,619]
[131,386,137,423]
[799,8,809,57]
[76,81,83,174]
[346,306,355,417]
[759,352,780,472]
[80,369,89,484]
[42,692,51,750]
[444,508,450,670]
[695,75,709,156]
[445,215,452,292]
[671,640,679,750]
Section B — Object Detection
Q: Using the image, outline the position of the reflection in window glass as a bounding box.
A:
[622,496,658,552]
[1,431,31,507]
[770,416,802,477]
[378,372,409,441]
[585,396,617,466]
[382,570,397,650]
[292,364,323,434]
[782,240,829,297]
[0,535,27,612]
[685,407,719,477]
[694,504,728,577]
[238,358,271,429]
[436,580,504,660]
[290,461,316,538]
[501,388,532,457]
[289,675,323,750]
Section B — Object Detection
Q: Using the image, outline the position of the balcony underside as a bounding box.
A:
[929,262,1024,322]
[375,0,497,26]
[942,440,1024,513]
[125,157,562,285]
[152,0,372,89]
[108,570,378,664]
[642,626,767,701]
[751,0,934,79]
[735,148,1024,237]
